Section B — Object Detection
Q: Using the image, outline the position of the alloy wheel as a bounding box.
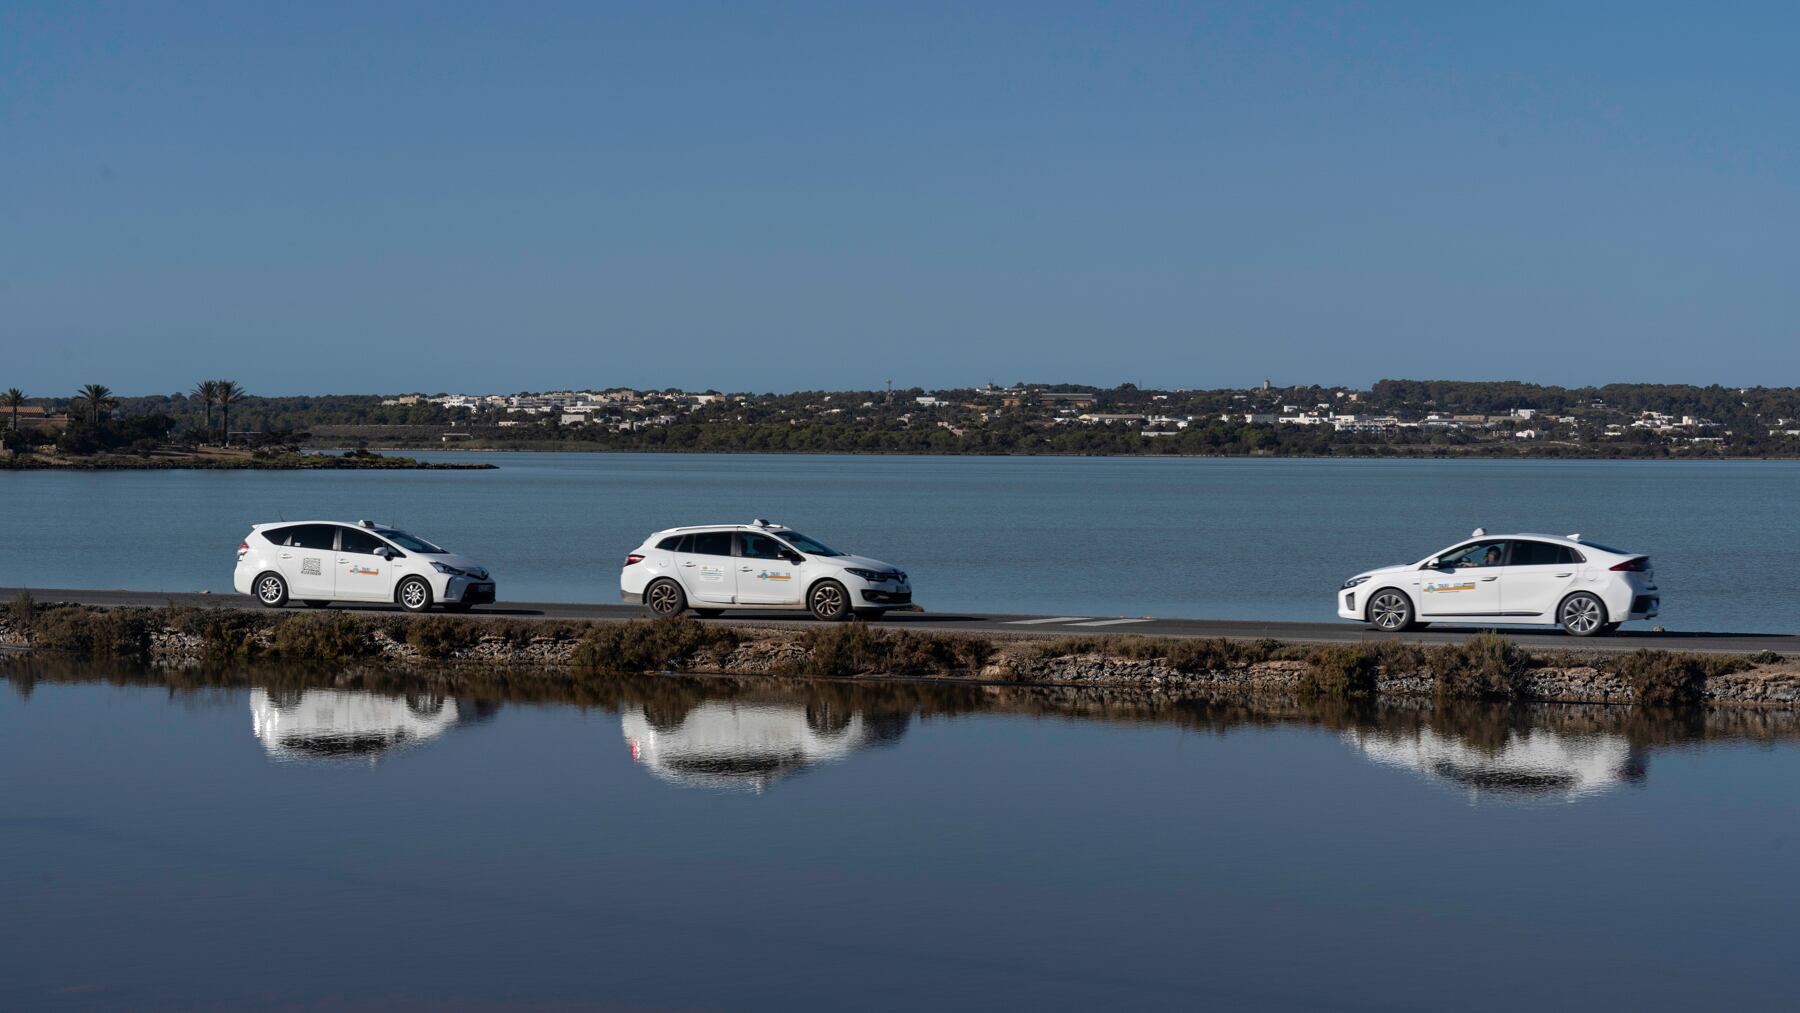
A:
[1370,591,1408,631]
[401,580,428,610]
[810,584,845,618]
[258,576,283,604]
[648,582,681,615]
[1562,596,1602,635]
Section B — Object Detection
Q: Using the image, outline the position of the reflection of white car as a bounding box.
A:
[1337,530,1659,636]
[234,519,496,613]
[621,699,908,792]
[621,520,912,621]
[249,688,495,763]
[1344,727,1646,802]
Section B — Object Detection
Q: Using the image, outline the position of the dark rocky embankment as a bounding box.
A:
[3,596,1797,709]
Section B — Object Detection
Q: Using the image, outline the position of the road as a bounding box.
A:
[6,586,1794,656]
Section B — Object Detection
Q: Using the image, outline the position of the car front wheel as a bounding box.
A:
[255,572,289,608]
[809,580,851,622]
[1559,593,1608,636]
[397,577,434,613]
[1366,589,1414,632]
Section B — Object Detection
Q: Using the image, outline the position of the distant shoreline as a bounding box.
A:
[2,450,495,471]
[318,442,1800,462]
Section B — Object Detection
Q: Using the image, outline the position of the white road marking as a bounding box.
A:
[1006,616,1093,625]
[1069,618,1153,627]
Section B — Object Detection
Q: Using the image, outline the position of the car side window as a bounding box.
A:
[340,528,390,555]
[1439,541,1508,568]
[656,536,680,550]
[284,525,338,551]
[739,532,787,560]
[1510,541,1570,567]
[689,532,732,556]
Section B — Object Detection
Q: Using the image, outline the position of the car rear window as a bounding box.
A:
[656,536,681,550]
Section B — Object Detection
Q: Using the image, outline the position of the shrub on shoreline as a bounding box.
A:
[1610,650,1752,707]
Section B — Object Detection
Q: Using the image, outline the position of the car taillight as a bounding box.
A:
[1610,557,1649,572]
[237,541,249,558]
[624,553,645,566]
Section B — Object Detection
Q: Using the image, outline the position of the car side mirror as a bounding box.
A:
[783,550,804,563]
[1423,557,1440,569]
[376,547,396,560]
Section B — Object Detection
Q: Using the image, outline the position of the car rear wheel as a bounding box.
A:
[1366,589,1415,632]
[646,579,686,617]
[809,580,851,622]
[255,572,289,608]
[397,577,433,613]
[1559,593,1607,636]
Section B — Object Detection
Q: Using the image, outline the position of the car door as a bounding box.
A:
[271,524,338,600]
[675,531,737,603]
[1499,540,1579,619]
[337,526,400,602]
[1418,540,1507,619]
[735,531,803,605]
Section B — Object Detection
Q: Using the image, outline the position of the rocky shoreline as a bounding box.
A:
[4,598,1798,709]
[3,597,1800,708]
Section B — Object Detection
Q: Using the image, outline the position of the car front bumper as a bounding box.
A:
[446,578,496,605]
[858,588,913,607]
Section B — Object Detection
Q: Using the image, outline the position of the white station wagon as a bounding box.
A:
[621,520,912,621]
[234,520,495,613]
[1337,530,1659,636]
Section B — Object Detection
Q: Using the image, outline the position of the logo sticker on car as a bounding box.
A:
[1424,581,1476,594]
[755,571,792,581]
[348,566,380,576]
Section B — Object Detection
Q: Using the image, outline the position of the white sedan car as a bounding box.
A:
[621,520,912,621]
[1337,530,1658,636]
[234,520,495,613]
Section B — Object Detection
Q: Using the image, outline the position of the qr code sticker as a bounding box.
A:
[302,557,322,576]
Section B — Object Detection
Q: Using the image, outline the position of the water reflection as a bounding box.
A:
[249,688,498,763]
[1343,726,1647,801]
[621,697,909,792]
[8,660,1799,802]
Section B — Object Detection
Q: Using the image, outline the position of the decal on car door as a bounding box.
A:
[301,558,322,576]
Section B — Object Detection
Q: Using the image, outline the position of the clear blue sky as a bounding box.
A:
[3,1,1795,396]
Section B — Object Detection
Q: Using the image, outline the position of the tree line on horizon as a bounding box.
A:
[1,379,258,457]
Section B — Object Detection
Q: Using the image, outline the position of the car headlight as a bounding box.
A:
[845,567,892,582]
[1341,575,1371,589]
[431,562,467,576]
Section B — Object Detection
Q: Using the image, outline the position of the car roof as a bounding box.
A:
[251,520,393,530]
[649,522,796,537]
[1445,532,1630,553]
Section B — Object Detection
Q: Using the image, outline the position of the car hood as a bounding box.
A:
[1346,562,1417,584]
[429,552,490,579]
[832,554,904,577]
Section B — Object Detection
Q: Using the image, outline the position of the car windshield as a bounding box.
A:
[374,528,446,553]
[776,530,843,556]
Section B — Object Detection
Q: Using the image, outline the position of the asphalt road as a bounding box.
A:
[6,586,1795,656]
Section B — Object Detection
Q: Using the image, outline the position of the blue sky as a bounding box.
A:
[3,1,1795,396]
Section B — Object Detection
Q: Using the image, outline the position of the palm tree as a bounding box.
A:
[215,380,246,447]
[1,388,23,432]
[73,383,117,426]
[190,380,220,443]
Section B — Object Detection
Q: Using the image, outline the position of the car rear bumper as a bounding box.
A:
[621,590,644,605]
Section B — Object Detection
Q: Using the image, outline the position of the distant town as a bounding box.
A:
[8,379,1800,461]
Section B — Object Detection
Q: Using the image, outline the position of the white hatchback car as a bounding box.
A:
[1337,530,1659,636]
[234,520,495,613]
[621,520,912,621]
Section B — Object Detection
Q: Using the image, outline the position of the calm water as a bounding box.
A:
[4,453,1798,631]
[4,671,1799,1011]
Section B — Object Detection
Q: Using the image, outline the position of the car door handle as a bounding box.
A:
[740,567,753,572]
[1554,572,1572,578]
[1480,575,1498,582]
[279,552,292,559]
[682,562,696,567]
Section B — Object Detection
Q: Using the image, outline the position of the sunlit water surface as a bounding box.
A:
[4,453,1799,630]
